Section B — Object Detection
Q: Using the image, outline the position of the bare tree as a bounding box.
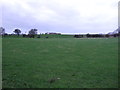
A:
[0,27,5,35]
[29,29,37,35]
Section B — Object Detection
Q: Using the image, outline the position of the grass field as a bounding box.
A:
[2,37,118,88]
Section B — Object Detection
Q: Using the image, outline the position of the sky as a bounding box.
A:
[0,0,119,34]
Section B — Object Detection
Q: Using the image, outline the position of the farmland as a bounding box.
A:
[2,37,118,88]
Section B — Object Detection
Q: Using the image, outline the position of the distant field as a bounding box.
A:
[2,37,118,88]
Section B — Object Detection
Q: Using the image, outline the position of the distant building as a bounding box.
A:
[107,27,120,37]
[48,32,61,35]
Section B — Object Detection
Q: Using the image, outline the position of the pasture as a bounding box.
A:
[2,37,118,88]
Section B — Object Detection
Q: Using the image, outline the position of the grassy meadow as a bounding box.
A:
[2,37,118,88]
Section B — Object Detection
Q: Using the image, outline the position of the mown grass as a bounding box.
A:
[2,38,118,88]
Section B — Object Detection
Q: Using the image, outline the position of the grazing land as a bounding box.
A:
[2,37,118,88]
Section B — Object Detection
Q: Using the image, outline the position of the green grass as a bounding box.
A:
[2,38,118,88]
[0,37,2,89]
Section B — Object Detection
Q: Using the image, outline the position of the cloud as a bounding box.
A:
[1,0,119,34]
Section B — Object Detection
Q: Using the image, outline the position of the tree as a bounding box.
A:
[13,29,21,36]
[28,29,37,35]
[86,33,90,38]
[0,27,5,35]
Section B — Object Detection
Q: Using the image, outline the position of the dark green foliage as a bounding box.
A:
[13,29,21,36]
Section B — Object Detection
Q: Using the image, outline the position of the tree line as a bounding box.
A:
[0,27,39,38]
[0,27,37,36]
[0,27,120,38]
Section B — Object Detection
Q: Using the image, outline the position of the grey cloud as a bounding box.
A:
[2,0,118,34]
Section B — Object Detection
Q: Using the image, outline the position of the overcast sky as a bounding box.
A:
[0,0,119,34]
